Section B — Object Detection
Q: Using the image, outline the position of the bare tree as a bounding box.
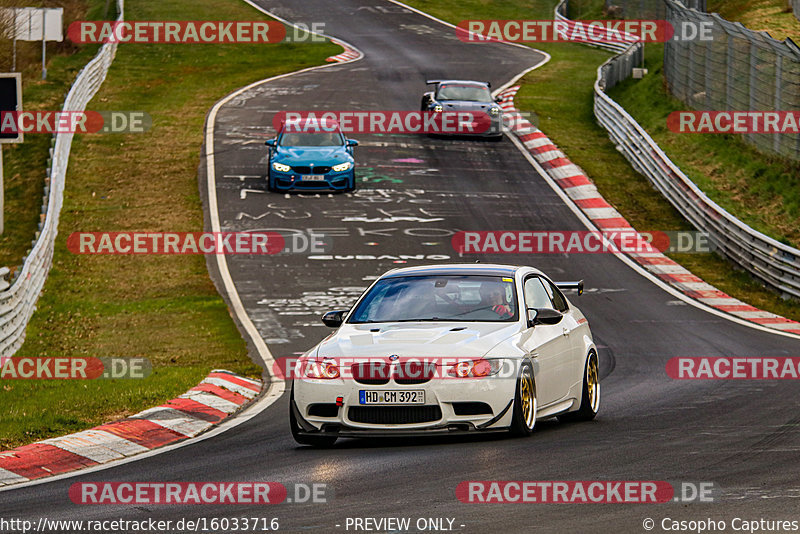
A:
[0,0,14,72]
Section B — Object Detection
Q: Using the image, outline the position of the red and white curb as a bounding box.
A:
[0,370,261,487]
[326,38,363,63]
[496,85,800,336]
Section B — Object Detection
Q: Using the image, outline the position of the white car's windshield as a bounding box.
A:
[436,84,492,102]
[348,275,518,323]
[279,132,344,146]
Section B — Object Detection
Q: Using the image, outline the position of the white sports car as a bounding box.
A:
[289,264,599,447]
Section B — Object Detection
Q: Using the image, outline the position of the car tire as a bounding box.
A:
[558,351,600,423]
[290,386,338,448]
[509,362,537,436]
[267,172,277,193]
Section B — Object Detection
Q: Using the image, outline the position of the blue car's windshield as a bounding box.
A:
[348,275,518,323]
[436,84,492,102]
[279,132,344,147]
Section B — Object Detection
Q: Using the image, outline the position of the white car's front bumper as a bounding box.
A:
[292,374,517,437]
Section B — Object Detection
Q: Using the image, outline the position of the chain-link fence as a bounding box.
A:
[604,0,705,19]
[664,0,800,161]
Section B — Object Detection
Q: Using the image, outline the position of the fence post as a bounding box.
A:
[748,40,758,148]
[725,31,734,111]
[774,54,782,154]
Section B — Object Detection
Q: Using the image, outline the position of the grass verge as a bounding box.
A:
[0,0,338,449]
[708,0,800,41]
[402,0,800,321]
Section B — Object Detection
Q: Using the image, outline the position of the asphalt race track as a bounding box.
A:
[3,1,800,532]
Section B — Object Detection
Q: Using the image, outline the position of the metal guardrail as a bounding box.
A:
[556,0,800,300]
[0,1,124,360]
[664,0,800,161]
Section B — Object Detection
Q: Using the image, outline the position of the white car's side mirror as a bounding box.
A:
[527,307,563,328]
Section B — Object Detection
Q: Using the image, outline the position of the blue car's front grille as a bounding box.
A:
[292,166,331,174]
[292,181,330,188]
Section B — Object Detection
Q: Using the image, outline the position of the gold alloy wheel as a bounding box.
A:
[587,356,600,412]
[520,368,535,428]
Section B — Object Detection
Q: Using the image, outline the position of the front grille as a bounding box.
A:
[293,181,330,188]
[292,166,331,174]
[352,363,391,385]
[308,403,339,417]
[452,402,493,416]
[348,406,442,425]
[353,361,437,385]
[393,361,436,385]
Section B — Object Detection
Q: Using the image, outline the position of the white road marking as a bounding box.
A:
[224,175,261,181]
[240,188,265,200]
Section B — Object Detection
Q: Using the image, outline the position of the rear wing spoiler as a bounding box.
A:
[555,280,584,296]
[425,80,491,87]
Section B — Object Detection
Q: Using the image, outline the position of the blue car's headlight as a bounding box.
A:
[433,104,443,112]
[272,162,291,172]
[332,162,352,172]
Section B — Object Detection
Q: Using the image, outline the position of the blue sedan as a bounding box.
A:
[266,125,358,193]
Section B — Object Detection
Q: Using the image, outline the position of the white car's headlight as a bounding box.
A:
[489,106,501,116]
[332,162,352,172]
[447,359,505,378]
[304,360,340,380]
[433,104,443,112]
[272,162,291,172]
